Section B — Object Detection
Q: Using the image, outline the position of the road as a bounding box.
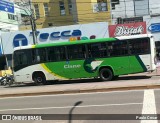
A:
[0,89,160,123]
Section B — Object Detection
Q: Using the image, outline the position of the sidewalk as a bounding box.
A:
[0,69,160,98]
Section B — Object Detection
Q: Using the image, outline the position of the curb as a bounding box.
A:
[0,84,160,98]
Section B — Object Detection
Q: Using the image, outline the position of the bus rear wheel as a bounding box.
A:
[33,73,47,85]
[99,68,113,81]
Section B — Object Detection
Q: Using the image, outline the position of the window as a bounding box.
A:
[43,3,49,16]
[14,50,30,67]
[47,46,66,61]
[129,38,150,55]
[67,45,86,60]
[34,4,40,19]
[8,14,18,21]
[117,17,143,24]
[134,0,149,16]
[97,0,107,12]
[21,14,30,25]
[48,23,53,26]
[59,1,66,15]
[111,0,120,10]
[88,43,107,58]
[108,41,128,56]
[68,0,72,14]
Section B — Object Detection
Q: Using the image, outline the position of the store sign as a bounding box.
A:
[109,22,146,37]
[148,23,160,33]
[13,30,96,47]
[38,30,82,40]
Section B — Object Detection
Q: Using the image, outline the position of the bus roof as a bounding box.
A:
[35,34,153,48]
[35,37,116,48]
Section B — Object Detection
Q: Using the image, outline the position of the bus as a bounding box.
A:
[12,34,156,84]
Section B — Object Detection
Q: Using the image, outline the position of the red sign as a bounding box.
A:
[109,22,146,37]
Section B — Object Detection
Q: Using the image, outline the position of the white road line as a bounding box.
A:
[0,102,142,112]
[141,89,157,123]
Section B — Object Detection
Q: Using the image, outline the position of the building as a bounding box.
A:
[17,0,111,30]
[110,0,160,58]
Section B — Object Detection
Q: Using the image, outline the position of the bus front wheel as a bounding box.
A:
[33,72,47,85]
[99,68,113,81]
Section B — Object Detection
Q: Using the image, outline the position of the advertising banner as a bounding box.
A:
[109,22,146,37]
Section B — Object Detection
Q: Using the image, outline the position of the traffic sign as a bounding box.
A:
[0,0,14,14]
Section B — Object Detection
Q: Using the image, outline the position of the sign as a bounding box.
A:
[109,22,146,37]
[0,0,14,13]
[148,23,160,33]
[38,30,82,40]
[13,30,96,47]
[13,34,28,47]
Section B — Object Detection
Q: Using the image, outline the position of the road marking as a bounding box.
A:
[0,89,145,100]
[0,102,142,112]
[141,89,157,123]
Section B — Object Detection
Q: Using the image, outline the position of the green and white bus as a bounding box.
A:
[12,34,156,84]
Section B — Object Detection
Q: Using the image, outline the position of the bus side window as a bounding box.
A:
[67,45,86,60]
[38,48,46,62]
[31,50,37,63]
[47,48,54,61]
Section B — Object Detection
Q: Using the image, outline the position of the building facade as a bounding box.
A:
[18,0,111,30]
[110,0,160,58]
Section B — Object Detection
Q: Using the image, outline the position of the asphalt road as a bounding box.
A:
[0,89,159,123]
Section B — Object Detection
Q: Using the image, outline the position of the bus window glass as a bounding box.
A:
[14,50,30,67]
[108,40,128,57]
[47,46,66,61]
[88,43,107,58]
[38,48,46,62]
[31,49,37,63]
[67,45,86,60]
[129,38,150,55]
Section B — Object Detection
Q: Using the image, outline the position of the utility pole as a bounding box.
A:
[29,0,37,44]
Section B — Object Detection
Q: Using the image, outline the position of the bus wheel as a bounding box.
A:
[33,73,46,85]
[99,68,113,81]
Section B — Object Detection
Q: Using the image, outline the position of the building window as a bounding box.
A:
[34,4,40,19]
[93,0,108,12]
[8,14,18,21]
[111,0,120,10]
[59,1,66,15]
[21,14,30,25]
[68,0,72,14]
[117,17,143,24]
[43,3,49,16]
[134,0,149,16]
[48,23,53,26]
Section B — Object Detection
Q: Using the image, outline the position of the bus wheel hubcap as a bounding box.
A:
[37,77,42,83]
